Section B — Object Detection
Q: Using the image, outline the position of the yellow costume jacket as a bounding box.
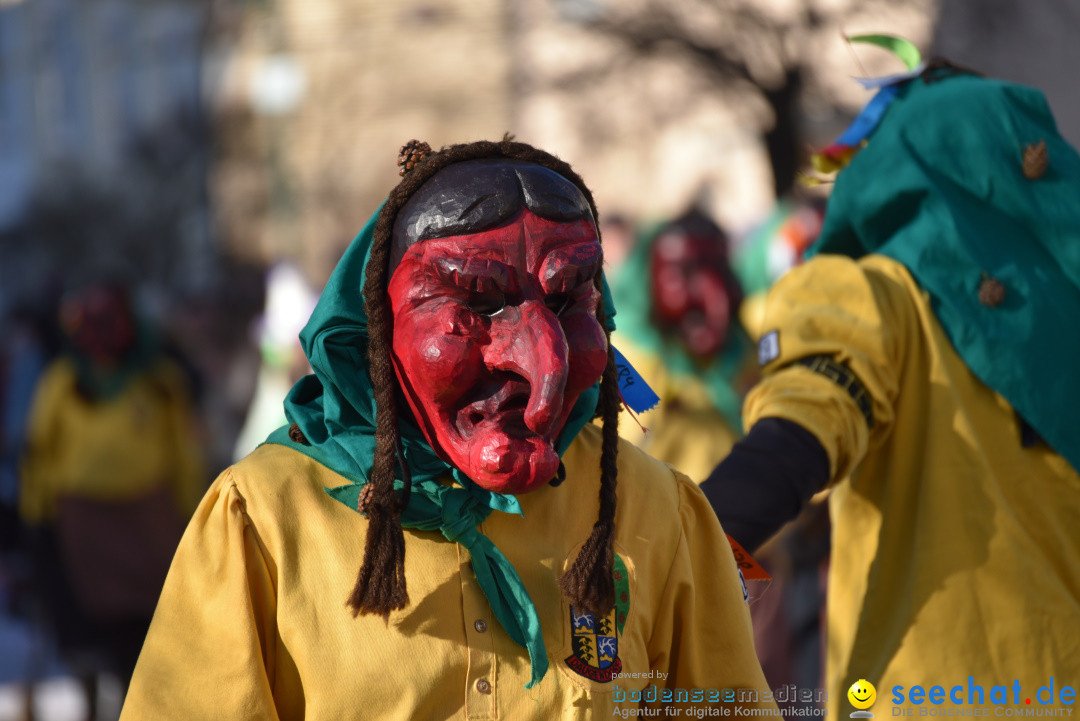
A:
[20,356,204,523]
[120,424,775,720]
[20,356,206,618]
[747,255,1080,717]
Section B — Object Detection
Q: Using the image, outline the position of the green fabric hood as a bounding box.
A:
[265,204,616,688]
[810,73,1080,473]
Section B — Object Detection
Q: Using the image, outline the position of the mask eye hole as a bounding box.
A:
[468,291,506,316]
[544,293,572,316]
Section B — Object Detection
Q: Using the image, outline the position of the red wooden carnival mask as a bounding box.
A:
[387,160,608,495]
[60,283,137,367]
[649,211,741,360]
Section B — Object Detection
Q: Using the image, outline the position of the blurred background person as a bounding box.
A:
[17,279,206,721]
[610,204,755,482]
[610,200,829,710]
[734,195,826,339]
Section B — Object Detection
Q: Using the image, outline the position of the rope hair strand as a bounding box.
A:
[347,187,410,618]
[558,315,620,617]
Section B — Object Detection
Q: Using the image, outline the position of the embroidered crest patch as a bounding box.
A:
[565,554,630,682]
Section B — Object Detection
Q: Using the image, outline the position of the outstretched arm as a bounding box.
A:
[700,416,830,552]
[701,255,911,552]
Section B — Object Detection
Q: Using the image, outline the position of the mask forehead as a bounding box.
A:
[652,229,725,267]
[390,159,595,273]
[407,213,600,283]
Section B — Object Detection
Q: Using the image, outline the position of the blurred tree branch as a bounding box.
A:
[0,113,212,296]
[545,0,916,199]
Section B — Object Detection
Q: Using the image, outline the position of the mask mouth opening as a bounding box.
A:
[454,375,536,439]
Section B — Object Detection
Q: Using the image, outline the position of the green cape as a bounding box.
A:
[810,73,1080,473]
[265,206,616,688]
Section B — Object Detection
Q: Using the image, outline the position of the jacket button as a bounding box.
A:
[476,679,492,694]
[288,422,308,444]
[978,276,1006,307]
[474,619,488,633]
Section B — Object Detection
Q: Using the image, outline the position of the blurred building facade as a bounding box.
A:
[210,0,938,282]
[0,0,212,308]
[5,0,1075,295]
[211,0,514,280]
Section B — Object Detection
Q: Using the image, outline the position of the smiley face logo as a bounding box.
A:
[848,679,876,710]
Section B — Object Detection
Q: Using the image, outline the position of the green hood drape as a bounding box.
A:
[265,205,616,688]
[809,73,1080,473]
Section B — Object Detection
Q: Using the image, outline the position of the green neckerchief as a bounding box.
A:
[610,221,751,433]
[809,73,1080,474]
[265,205,616,688]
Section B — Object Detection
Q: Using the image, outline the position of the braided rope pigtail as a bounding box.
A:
[559,301,620,617]
[347,199,410,618]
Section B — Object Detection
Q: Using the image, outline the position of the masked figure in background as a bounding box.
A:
[121,139,774,719]
[19,281,205,709]
[615,209,824,704]
[610,207,755,483]
[703,67,1080,717]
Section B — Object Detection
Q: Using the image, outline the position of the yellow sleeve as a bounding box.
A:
[743,255,911,481]
[19,363,67,525]
[120,470,280,721]
[646,470,775,708]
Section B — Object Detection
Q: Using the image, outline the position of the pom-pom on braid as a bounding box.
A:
[349,136,617,619]
[398,140,432,177]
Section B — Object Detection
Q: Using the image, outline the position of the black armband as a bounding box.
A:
[795,355,874,428]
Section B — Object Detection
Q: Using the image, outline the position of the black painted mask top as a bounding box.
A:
[390,158,595,272]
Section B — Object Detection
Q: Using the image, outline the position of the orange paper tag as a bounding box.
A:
[726,534,771,581]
